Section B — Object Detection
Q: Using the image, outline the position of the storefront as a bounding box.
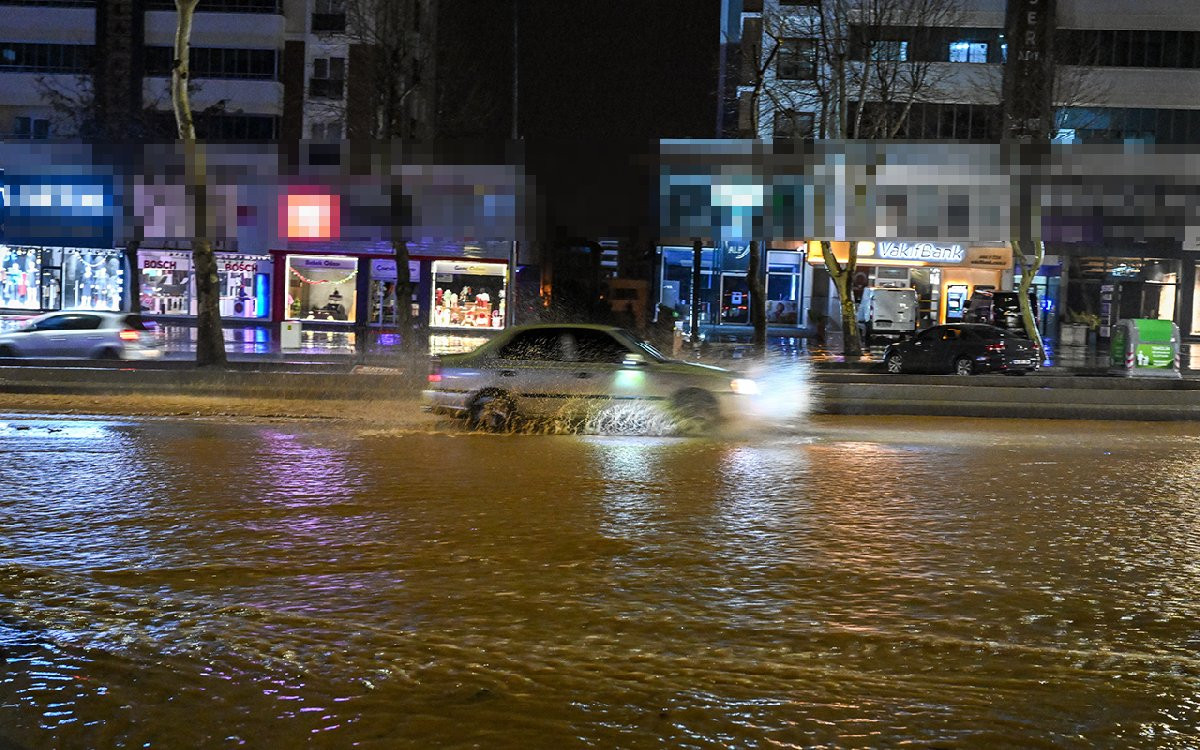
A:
[367,258,420,327]
[430,260,508,330]
[138,249,271,319]
[285,254,359,323]
[1058,251,1180,339]
[806,241,1012,327]
[657,244,808,330]
[0,245,124,313]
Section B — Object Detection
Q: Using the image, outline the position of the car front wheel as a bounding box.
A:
[0,345,18,358]
[954,357,974,376]
[671,388,719,433]
[468,392,516,432]
[885,351,903,374]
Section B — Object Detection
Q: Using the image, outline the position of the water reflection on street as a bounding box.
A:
[1,414,1199,747]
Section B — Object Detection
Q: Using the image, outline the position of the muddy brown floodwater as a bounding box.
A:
[1,411,1199,748]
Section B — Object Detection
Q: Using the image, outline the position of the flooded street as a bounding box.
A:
[1,413,1199,748]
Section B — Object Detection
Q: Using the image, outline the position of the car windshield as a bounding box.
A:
[613,330,668,362]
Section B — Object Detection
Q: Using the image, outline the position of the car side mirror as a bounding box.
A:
[622,353,648,367]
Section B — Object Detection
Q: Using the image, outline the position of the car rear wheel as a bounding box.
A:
[885,351,903,374]
[95,347,121,361]
[671,388,719,433]
[954,356,974,376]
[468,392,516,432]
[0,345,17,358]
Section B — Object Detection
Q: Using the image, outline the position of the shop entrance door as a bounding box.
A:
[720,274,750,325]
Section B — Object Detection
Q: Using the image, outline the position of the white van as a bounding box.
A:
[856,287,919,344]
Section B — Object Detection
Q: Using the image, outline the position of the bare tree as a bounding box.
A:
[743,0,963,356]
[172,0,225,367]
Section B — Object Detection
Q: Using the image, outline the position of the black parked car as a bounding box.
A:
[882,324,1040,375]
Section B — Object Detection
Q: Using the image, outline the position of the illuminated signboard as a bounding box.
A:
[877,241,966,263]
[281,192,339,240]
[4,176,113,247]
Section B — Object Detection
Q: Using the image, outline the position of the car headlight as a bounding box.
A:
[730,378,759,396]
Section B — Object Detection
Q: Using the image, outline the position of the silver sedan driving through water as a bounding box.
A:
[422,323,761,431]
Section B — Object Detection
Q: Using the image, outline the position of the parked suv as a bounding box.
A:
[0,311,163,360]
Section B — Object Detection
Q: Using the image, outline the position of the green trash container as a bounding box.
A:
[1109,318,1180,378]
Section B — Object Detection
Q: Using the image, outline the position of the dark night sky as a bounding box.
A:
[516,0,722,239]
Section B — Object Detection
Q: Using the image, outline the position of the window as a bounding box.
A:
[310,57,345,99]
[144,46,278,79]
[949,41,988,63]
[570,330,631,364]
[12,117,50,139]
[776,38,816,80]
[497,330,565,361]
[59,314,102,331]
[773,110,814,139]
[146,0,280,12]
[33,315,70,331]
[766,250,803,325]
[310,120,342,140]
[312,0,345,32]
[0,42,91,73]
[871,40,908,62]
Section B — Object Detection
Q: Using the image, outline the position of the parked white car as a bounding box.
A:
[422,323,760,431]
[0,311,163,361]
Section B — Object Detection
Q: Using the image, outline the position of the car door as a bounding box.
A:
[55,314,106,357]
[931,326,968,373]
[904,327,943,372]
[491,328,575,417]
[16,314,70,357]
[565,329,644,406]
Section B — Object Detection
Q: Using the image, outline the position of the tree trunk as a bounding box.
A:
[173,0,225,367]
[820,241,862,357]
[1013,238,1047,363]
[747,239,766,355]
[392,239,423,353]
[123,240,140,313]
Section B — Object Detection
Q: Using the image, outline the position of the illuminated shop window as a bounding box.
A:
[287,254,357,322]
[430,260,507,329]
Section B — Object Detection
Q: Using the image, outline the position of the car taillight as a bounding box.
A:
[427,356,442,383]
[984,342,1004,352]
[119,329,140,342]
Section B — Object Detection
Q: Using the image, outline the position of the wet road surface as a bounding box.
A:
[1,413,1199,748]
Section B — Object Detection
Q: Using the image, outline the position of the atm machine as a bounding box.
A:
[945,284,969,322]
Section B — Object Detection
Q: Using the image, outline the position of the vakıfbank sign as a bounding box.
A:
[877,241,966,263]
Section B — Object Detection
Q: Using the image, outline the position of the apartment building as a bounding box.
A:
[0,0,511,142]
[721,0,1200,144]
[679,0,1200,342]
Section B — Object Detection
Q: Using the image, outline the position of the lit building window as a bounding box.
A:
[949,41,988,63]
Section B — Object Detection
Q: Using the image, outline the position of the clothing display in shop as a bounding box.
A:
[433,285,503,327]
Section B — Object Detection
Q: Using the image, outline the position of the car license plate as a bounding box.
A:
[1011,359,1031,365]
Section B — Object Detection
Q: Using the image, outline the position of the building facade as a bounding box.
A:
[700,0,1200,342]
[0,0,512,142]
[0,142,531,336]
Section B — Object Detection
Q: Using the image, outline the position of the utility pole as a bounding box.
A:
[690,238,703,346]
